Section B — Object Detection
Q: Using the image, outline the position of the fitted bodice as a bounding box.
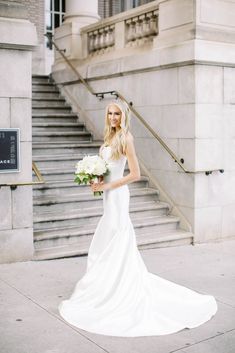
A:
[101,146,127,182]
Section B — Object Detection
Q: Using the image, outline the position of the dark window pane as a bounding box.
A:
[54,0,60,12]
[132,0,140,7]
[54,13,60,28]
[46,32,53,50]
[121,0,125,12]
[62,0,65,12]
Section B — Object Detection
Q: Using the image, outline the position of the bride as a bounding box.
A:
[58,99,217,337]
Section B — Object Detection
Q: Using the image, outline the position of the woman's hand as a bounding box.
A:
[90,180,110,192]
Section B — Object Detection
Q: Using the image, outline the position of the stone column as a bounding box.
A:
[54,0,100,62]
[64,0,100,25]
[0,1,37,263]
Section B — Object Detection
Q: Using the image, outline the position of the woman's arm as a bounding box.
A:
[91,132,140,192]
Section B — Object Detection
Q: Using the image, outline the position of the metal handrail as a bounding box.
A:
[0,162,45,189]
[46,33,224,176]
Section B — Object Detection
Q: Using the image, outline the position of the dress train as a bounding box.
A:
[58,146,217,337]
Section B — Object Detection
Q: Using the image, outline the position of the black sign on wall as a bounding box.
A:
[0,129,20,173]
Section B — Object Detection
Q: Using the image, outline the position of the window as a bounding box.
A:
[45,0,66,49]
[98,0,154,19]
[132,0,140,7]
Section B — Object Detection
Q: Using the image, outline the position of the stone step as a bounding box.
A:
[32,92,62,99]
[33,187,160,212]
[32,75,50,84]
[33,152,101,169]
[32,113,78,124]
[33,169,135,184]
[32,96,64,102]
[33,231,193,261]
[32,122,83,127]
[32,81,54,87]
[32,163,129,180]
[32,141,101,155]
[32,100,68,108]
[33,202,170,231]
[33,222,189,259]
[32,85,59,92]
[137,230,193,250]
[32,131,92,143]
[32,176,149,196]
[33,230,193,260]
[32,122,85,133]
[32,107,72,114]
[32,112,78,119]
[33,214,178,244]
[33,117,78,124]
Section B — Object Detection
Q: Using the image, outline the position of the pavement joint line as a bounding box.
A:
[0,277,110,353]
[168,327,235,353]
[214,299,235,309]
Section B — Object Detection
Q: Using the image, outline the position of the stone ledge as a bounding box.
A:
[0,1,27,20]
[0,17,37,50]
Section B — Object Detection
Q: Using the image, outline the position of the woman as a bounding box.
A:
[58,99,217,337]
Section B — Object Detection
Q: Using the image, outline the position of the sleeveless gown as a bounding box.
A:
[58,146,217,337]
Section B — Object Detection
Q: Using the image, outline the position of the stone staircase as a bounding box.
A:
[32,75,193,260]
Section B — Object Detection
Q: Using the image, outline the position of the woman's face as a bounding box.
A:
[108,104,122,129]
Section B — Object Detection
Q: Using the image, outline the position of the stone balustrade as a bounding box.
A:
[125,9,158,47]
[87,24,115,55]
[83,2,159,56]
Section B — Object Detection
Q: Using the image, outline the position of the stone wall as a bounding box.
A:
[6,0,45,73]
[0,1,37,263]
[25,0,45,74]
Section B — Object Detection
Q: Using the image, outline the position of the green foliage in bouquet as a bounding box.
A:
[74,173,92,185]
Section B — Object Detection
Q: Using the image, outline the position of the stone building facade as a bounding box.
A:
[6,0,154,74]
[0,0,234,263]
[52,0,235,245]
[0,1,37,262]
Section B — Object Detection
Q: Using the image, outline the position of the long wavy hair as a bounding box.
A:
[103,99,131,160]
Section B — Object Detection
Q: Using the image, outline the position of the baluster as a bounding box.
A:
[103,26,109,48]
[142,14,149,37]
[88,32,94,53]
[149,11,158,36]
[93,30,99,50]
[99,28,105,50]
[126,19,136,44]
[108,25,115,47]
[105,26,110,47]
[125,19,131,43]
[135,16,143,46]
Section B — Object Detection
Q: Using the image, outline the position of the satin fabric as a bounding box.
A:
[58,146,217,337]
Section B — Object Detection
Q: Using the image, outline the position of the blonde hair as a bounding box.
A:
[103,99,131,160]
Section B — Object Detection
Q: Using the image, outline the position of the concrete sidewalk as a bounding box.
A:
[0,239,235,353]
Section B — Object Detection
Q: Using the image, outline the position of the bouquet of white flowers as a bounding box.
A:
[74,155,109,196]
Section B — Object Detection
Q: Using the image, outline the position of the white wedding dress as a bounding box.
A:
[58,146,217,337]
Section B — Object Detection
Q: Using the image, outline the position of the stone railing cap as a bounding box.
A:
[81,0,159,33]
[0,1,28,20]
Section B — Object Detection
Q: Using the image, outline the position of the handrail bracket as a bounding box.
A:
[0,162,45,189]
